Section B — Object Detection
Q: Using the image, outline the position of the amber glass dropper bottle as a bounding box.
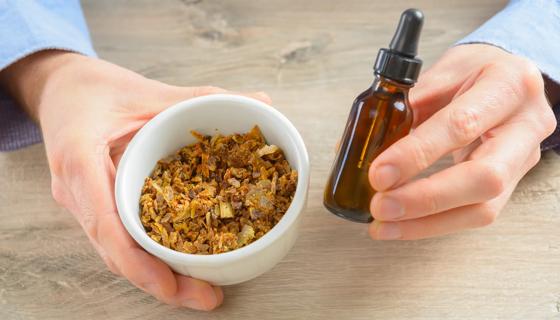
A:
[324,8,424,223]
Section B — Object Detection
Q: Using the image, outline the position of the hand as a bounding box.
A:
[0,51,270,309]
[368,44,556,240]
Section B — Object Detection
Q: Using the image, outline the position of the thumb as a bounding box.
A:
[162,85,272,108]
[134,84,272,118]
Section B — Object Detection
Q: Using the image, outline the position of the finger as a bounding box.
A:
[451,138,481,163]
[408,47,487,126]
[410,66,466,127]
[369,180,516,240]
[166,275,223,310]
[65,143,221,310]
[180,86,272,104]
[370,161,507,222]
[246,91,272,104]
[369,126,541,240]
[108,128,140,168]
[51,175,122,276]
[98,248,121,276]
[87,145,221,309]
[409,45,511,127]
[65,148,178,299]
[334,139,340,153]
[111,86,271,165]
[164,86,272,106]
[96,213,176,296]
[369,64,523,191]
[136,85,272,118]
[107,87,271,169]
[97,212,221,310]
[371,121,540,222]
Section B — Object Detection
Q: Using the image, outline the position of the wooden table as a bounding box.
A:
[2,0,559,319]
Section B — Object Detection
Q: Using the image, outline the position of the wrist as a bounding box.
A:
[0,50,84,121]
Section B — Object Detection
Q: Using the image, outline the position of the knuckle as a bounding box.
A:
[497,58,543,100]
[486,60,530,103]
[524,105,556,141]
[49,133,90,177]
[477,162,507,198]
[68,150,90,170]
[50,179,67,206]
[447,107,481,145]
[516,58,544,97]
[475,203,499,227]
[419,178,440,213]
[486,60,510,75]
[49,150,65,178]
[407,135,433,171]
[94,245,121,276]
[81,210,99,242]
[540,107,558,137]
[103,256,121,276]
[529,150,541,167]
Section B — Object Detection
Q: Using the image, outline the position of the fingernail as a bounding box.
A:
[182,288,219,311]
[182,298,206,310]
[377,222,402,240]
[379,196,404,220]
[214,287,224,305]
[375,165,400,190]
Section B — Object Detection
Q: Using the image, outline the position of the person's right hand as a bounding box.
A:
[367,44,556,240]
[0,50,271,310]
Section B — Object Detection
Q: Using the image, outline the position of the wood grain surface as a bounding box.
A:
[2,0,560,319]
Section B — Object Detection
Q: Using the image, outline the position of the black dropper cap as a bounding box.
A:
[374,8,424,85]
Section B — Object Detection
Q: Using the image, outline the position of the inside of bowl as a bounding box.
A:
[118,96,305,233]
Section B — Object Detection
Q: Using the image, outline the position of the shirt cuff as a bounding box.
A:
[0,0,96,152]
[455,0,560,84]
[455,0,560,153]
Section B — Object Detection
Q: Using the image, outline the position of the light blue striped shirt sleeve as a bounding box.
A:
[1,1,559,151]
[456,0,560,152]
[456,0,560,84]
[0,0,95,151]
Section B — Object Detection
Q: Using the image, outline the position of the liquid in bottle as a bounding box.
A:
[324,8,424,223]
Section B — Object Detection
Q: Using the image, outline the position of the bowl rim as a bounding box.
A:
[115,94,310,267]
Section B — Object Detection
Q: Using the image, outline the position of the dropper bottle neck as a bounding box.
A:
[373,9,424,85]
[371,74,412,98]
[376,74,414,89]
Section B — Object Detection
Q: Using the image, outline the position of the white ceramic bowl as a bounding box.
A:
[115,94,309,285]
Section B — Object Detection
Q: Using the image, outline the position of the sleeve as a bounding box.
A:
[0,0,96,152]
[455,0,560,153]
